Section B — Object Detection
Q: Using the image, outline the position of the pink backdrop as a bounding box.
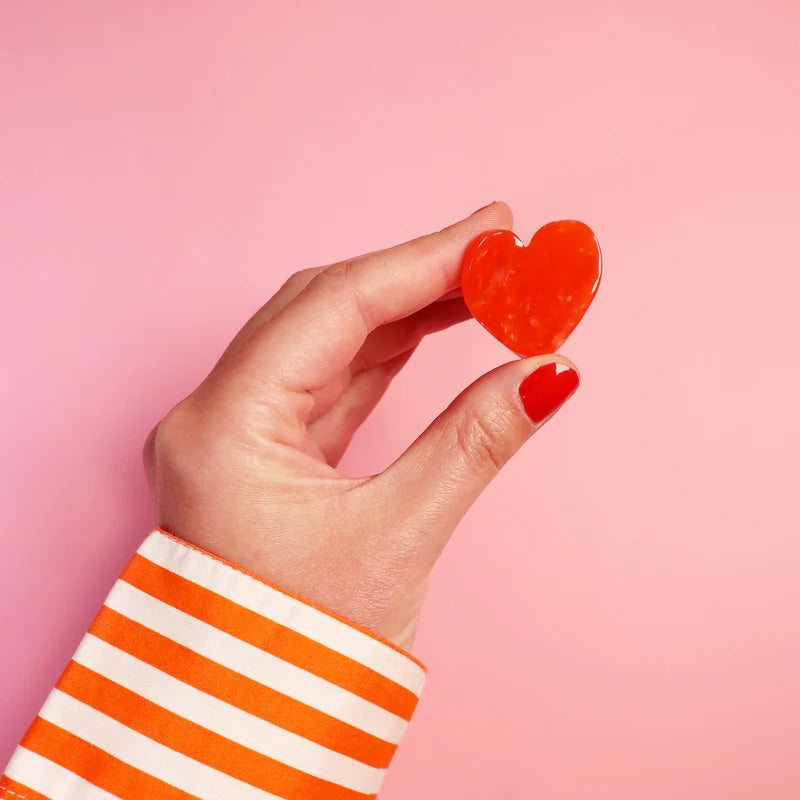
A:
[2,1,800,797]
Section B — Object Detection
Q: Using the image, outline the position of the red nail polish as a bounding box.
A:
[518,363,579,424]
[472,201,496,215]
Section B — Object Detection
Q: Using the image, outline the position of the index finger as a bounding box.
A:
[239,202,513,394]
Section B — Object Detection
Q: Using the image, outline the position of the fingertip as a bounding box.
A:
[434,200,514,259]
[471,200,513,230]
[518,353,580,380]
[517,356,581,426]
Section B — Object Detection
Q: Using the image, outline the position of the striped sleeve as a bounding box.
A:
[1,529,426,800]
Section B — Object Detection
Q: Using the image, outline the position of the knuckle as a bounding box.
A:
[416,234,453,282]
[454,404,511,474]
[284,267,317,292]
[142,423,159,476]
[315,259,359,288]
[311,259,374,330]
[151,404,191,463]
[149,400,209,484]
[412,230,445,259]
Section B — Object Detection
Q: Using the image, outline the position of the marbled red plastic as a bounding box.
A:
[461,220,602,356]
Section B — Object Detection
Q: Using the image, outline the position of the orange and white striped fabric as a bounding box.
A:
[1,530,426,799]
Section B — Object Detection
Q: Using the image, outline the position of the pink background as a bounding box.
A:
[2,1,800,796]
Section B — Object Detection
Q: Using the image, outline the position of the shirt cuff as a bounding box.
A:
[1,529,426,800]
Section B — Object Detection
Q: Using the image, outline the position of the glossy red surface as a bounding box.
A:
[518,362,580,424]
[461,220,602,356]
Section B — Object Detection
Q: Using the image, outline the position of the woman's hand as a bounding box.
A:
[143,203,579,651]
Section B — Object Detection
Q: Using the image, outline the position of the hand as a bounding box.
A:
[143,203,579,651]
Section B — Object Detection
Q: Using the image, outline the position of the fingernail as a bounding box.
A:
[472,201,496,215]
[518,363,580,424]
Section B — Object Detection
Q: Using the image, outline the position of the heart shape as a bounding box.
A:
[460,220,602,356]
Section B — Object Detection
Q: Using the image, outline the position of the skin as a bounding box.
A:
[143,202,578,652]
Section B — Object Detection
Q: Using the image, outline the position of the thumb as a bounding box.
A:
[378,355,579,558]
